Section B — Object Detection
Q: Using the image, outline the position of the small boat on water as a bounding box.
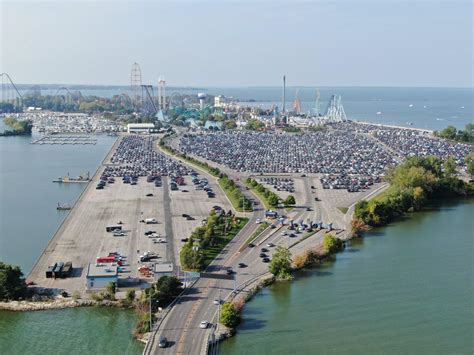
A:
[57,203,72,210]
[53,172,91,183]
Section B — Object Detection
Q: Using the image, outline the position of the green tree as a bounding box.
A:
[268,246,292,279]
[443,157,457,177]
[220,302,240,328]
[267,193,279,207]
[323,234,343,254]
[284,195,296,205]
[153,276,183,306]
[126,289,136,303]
[246,119,265,131]
[0,262,27,301]
[105,281,116,300]
[465,153,474,177]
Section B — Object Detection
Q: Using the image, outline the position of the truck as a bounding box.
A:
[106,225,122,232]
[97,256,116,264]
[144,218,158,224]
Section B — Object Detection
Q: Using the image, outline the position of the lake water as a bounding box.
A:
[0,308,142,354]
[220,199,474,354]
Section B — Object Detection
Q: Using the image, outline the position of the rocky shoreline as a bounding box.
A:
[0,298,120,312]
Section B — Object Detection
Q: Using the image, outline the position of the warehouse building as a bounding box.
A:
[127,123,155,134]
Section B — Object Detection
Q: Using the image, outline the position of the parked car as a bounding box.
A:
[238,263,247,268]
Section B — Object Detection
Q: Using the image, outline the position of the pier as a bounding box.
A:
[31,135,98,145]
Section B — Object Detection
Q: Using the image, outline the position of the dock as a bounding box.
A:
[31,135,98,145]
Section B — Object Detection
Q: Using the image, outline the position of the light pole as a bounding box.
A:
[149,293,153,332]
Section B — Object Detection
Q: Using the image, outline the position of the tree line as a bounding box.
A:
[353,156,474,230]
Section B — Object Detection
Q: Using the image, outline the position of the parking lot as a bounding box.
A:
[28,136,233,295]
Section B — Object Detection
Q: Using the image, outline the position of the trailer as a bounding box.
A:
[45,263,57,278]
[61,262,73,278]
[97,256,116,264]
[53,262,64,278]
[144,218,158,224]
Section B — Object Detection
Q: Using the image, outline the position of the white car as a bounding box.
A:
[213,299,220,305]
[113,231,126,236]
[256,218,261,224]
[266,243,275,248]
[199,321,209,329]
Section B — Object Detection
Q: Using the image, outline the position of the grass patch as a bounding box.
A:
[202,218,249,268]
[337,207,349,214]
[288,229,319,249]
[244,223,270,245]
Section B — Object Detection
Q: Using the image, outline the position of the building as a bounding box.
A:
[86,263,118,290]
[154,262,173,281]
[127,123,155,134]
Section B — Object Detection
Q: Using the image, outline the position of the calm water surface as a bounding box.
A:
[220,200,474,354]
[0,308,142,354]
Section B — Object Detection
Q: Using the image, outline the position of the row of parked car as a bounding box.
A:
[191,172,215,198]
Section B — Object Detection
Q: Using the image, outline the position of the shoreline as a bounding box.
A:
[0,298,122,312]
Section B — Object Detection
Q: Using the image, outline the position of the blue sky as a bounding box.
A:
[1,0,472,87]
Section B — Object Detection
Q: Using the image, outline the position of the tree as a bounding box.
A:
[267,193,279,207]
[323,234,343,254]
[0,262,27,301]
[105,281,116,300]
[268,246,292,279]
[284,195,296,205]
[246,119,265,131]
[126,289,136,304]
[220,302,240,328]
[153,276,183,306]
[443,157,457,177]
[465,154,474,177]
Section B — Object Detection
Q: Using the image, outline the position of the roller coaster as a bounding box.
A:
[0,72,23,107]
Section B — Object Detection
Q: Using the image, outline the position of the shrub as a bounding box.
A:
[220,302,240,328]
[268,246,292,279]
[323,234,343,254]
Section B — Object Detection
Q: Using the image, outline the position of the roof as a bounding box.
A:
[154,262,174,273]
[87,263,118,278]
[127,123,155,128]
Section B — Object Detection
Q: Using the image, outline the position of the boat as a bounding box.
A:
[53,172,91,183]
[57,203,72,210]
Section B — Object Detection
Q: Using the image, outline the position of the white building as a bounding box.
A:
[86,263,118,290]
[154,262,174,281]
[127,123,155,134]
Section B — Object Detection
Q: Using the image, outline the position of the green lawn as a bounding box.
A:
[337,207,349,214]
[201,217,249,269]
[244,223,270,245]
